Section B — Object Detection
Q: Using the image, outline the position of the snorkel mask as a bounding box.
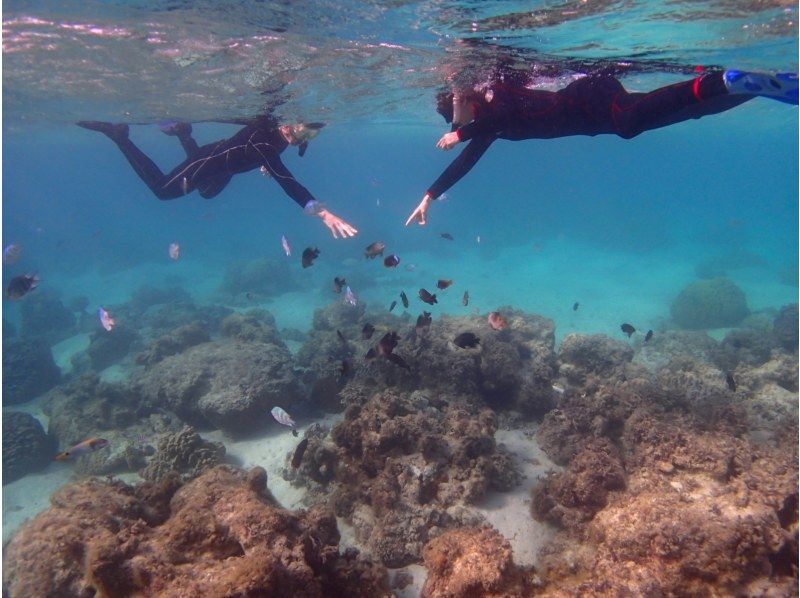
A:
[294,122,325,157]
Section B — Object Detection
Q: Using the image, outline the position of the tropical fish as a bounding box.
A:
[181,177,190,195]
[621,323,636,338]
[333,277,347,293]
[302,247,320,268]
[260,165,271,177]
[364,241,386,259]
[337,330,347,343]
[462,291,469,306]
[281,235,292,257]
[418,289,437,305]
[476,235,481,244]
[340,358,354,378]
[291,438,309,468]
[362,323,376,340]
[344,286,358,306]
[437,279,453,290]
[453,332,480,348]
[169,242,181,261]
[400,291,409,309]
[2,244,22,265]
[384,254,400,268]
[98,307,115,331]
[55,438,109,461]
[371,331,411,370]
[389,300,397,312]
[440,233,454,241]
[416,311,432,333]
[404,264,416,272]
[644,330,653,343]
[488,312,508,330]
[6,274,39,300]
[271,406,298,436]
[551,384,565,395]
[725,372,737,392]
[573,302,579,311]
[387,353,411,371]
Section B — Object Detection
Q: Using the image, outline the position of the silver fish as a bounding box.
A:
[271,406,296,430]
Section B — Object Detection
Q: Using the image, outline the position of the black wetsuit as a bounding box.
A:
[109,122,316,206]
[427,72,750,199]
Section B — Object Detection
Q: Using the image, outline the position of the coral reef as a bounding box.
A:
[670,277,750,329]
[219,309,285,346]
[219,257,301,298]
[20,288,76,341]
[773,303,799,352]
[2,412,55,484]
[135,339,300,434]
[140,426,226,482]
[557,333,633,384]
[70,324,140,373]
[2,465,391,597]
[135,321,210,366]
[295,389,520,567]
[421,526,530,598]
[129,284,192,313]
[2,338,61,405]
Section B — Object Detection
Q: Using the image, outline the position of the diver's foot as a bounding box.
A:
[77,121,130,140]
[159,121,193,137]
[723,70,798,105]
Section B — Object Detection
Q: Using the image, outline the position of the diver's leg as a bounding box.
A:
[160,121,200,157]
[197,174,233,199]
[77,121,184,199]
[610,74,755,139]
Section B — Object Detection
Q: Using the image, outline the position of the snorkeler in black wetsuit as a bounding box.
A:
[405,69,798,226]
[77,118,358,239]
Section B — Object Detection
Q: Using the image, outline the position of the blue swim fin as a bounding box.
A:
[723,70,798,105]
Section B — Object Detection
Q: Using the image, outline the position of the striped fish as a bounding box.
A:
[271,406,296,430]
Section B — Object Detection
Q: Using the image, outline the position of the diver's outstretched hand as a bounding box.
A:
[436,132,460,150]
[319,209,358,239]
[405,194,432,227]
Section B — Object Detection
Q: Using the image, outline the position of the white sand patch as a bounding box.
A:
[2,465,75,543]
[51,333,90,374]
[201,412,344,510]
[473,424,561,569]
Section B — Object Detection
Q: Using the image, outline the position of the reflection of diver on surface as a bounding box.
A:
[77,117,358,239]
[405,69,798,227]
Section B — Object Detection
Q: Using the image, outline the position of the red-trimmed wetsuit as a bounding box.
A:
[426,73,750,200]
[111,123,316,206]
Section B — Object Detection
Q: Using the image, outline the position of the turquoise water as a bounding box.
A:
[1,0,798,593]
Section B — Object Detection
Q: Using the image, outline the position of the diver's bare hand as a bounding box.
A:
[319,209,358,239]
[436,132,460,150]
[405,194,432,227]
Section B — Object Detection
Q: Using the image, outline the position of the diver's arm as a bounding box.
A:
[405,136,494,226]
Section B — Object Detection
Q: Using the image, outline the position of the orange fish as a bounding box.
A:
[437,279,453,290]
[55,438,109,461]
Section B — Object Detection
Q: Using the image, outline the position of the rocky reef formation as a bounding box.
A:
[291,389,520,567]
[140,426,226,483]
[70,324,140,373]
[2,412,55,484]
[2,465,391,597]
[2,338,61,405]
[670,277,749,329]
[135,321,210,366]
[532,330,798,596]
[219,257,301,299]
[421,527,532,598]
[20,288,76,342]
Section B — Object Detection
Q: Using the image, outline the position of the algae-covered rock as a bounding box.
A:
[2,412,55,484]
[670,277,749,329]
[2,339,61,405]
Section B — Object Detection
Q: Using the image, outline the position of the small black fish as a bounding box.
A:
[453,332,480,348]
[6,274,39,300]
[419,288,437,305]
[291,438,309,468]
[387,353,411,371]
[246,292,253,301]
[291,428,298,437]
[302,247,320,268]
[333,277,347,293]
[725,372,737,392]
[440,233,454,241]
[437,279,453,290]
[365,347,377,360]
[378,331,400,357]
[621,323,636,338]
[416,311,432,332]
[573,302,579,311]
[362,323,375,340]
[383,254,400,268]
[400,291,409,309]
[644,330,653,343]
[462,291,469,306]
[336,329,346,343]
[389,300,397,312]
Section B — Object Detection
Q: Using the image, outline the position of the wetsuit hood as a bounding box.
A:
[298,142,308,157]
[436,91,454,124]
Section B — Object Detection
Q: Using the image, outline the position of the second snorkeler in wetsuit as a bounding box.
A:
[406,69,798,226]
[78,118,358,239]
